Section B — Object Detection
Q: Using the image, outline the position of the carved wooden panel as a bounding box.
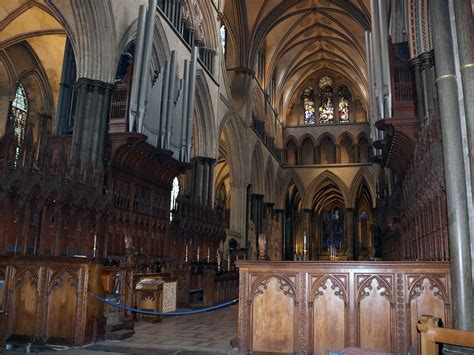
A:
[251,275,297,353]
[9,268,39,337]
[357,275,393,352]
[1,257,104,346]
[46,269,79,341]
[311,275,347,354]
[408,275,450,354]
[237,261,451,354]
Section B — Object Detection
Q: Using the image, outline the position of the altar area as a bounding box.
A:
[237,261,451,354]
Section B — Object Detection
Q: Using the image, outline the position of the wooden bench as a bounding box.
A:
[418,315,474,355]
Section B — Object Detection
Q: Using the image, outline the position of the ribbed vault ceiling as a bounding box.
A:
[223,0,370,119]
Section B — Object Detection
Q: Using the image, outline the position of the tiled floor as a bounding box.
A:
[91,305,238,354]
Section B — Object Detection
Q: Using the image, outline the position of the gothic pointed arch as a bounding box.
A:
[118,14,171,71]
[192,70,218,159]
[349,167,376,208]
[46,0,117,83]
[304,170,349,210]
[217,112,247,185]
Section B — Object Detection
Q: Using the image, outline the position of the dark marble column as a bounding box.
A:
[189,157,216,206]
[430,0,474,331]
[303,209,311,259]
[420,51,436,116]
[56,38,76,135]
[409,57,425,119]
[275,209,285,260]
[345,208,355,260]
[69,78,113,169]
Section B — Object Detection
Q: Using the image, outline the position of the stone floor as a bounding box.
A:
[5,305,238,354]
[93,304,238,354]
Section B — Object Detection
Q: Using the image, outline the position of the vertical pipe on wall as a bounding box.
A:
[370,0,385,121]
[165,51,177,149]
[179,59,189,161]
[378,0,392,118]
[160,60,170,148]
[137,0,157,134]
[129,5,146,132]
[185,46,198,162]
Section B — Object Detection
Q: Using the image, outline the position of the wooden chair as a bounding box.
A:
[418,315,474,355]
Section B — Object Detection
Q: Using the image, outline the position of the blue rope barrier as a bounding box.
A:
[91,293,238,316]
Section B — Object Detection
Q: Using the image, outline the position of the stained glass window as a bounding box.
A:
[220,25,227,55]
[360,211,369,250]
[318,76,334,123]
[338,85,351,123]
[11,83,28,164]
[170,177,180,221]
[321,207,344,252]
[303,87,315,124]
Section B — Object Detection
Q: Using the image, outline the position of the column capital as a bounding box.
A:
[419,50,434,69]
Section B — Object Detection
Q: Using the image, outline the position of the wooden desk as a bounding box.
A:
[237,261,451,354]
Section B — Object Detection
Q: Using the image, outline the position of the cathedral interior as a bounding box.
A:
[0,0,473,354]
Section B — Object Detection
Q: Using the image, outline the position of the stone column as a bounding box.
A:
[454,0,474,212]
[69,78,113,169]
[335,144,341,164]
[346,208,355,260]
[420,52,435,116]
[303,209,311,259]
[229,182,248,239]
[275,209,285,260]
[314,146,320,164]
[409,57,425,118]
[353,144,359,164]
[430,0,474,331]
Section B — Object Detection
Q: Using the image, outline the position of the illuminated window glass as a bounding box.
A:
[170,177,180,221]
[338,85,351,123]
[318,76,334,124]
[220,25,227,55]
[11,83,28,163]
[303,87,315,124]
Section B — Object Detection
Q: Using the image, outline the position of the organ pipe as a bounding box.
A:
[129,5,147,131]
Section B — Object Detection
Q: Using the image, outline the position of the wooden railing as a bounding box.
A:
[418,315,474,355]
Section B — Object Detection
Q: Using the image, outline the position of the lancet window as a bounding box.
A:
[338,85,351,123]
[303,87,316,124]
[318,76,334,123]
[10,83,28,163]
[220,25,227,55]
[170,177,180,221]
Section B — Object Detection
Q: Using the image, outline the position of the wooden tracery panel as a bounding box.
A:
[408,275,451,354]
[310,274,348,354]
[46,269,79,341]
[357,275,394,352]
[250,275,297,353]
[9,268,39,337]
